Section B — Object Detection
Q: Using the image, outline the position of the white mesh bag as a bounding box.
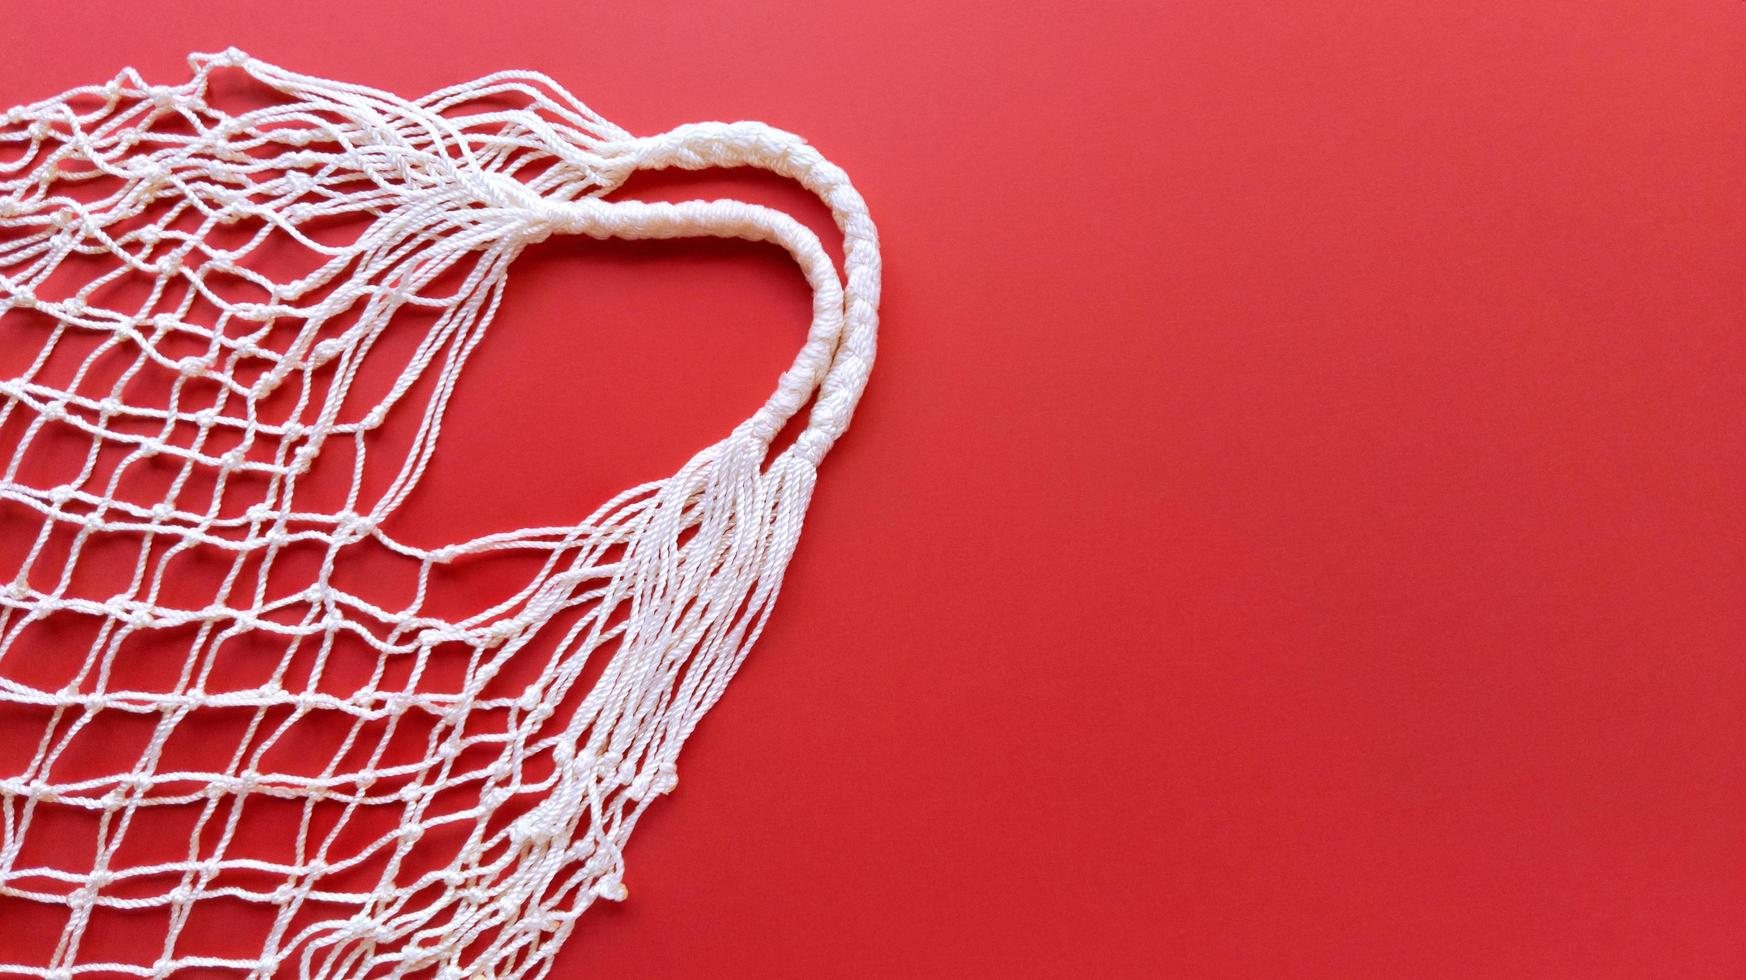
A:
[0,50,878,978]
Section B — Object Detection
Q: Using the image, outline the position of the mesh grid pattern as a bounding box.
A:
[0,51,878,978]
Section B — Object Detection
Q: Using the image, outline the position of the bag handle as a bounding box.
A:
[548,122,879,467]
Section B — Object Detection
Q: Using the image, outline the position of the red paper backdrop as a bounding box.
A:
[0,1,1743,977]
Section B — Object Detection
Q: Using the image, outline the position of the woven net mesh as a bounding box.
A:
[0,51,877,978]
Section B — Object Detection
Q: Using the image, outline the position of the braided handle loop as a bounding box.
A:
[530,193,845,450]
[610,122,881,465]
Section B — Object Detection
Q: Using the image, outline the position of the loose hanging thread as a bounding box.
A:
[0,50,878,978]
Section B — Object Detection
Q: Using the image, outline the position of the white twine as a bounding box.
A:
[0,49,878,978]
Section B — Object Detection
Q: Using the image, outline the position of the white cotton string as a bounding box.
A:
[0,49,878,979]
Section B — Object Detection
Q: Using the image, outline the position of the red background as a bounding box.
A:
[2,1,1744,976]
